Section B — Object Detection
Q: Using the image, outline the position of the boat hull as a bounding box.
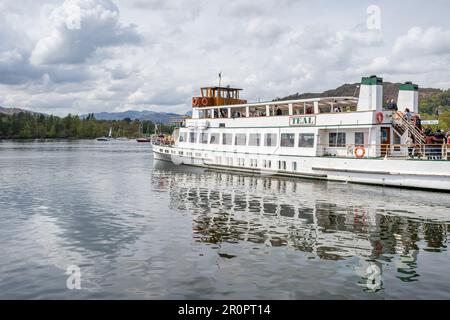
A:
[152,146,450,192]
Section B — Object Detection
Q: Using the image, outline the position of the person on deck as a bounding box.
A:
[405,133,415,158]
[414,114,422,132]
[390,99,398,111]
[276,107,282,116]
[404,108,412,122]
[425,131,434,160]
[385,98,391,110]
[434,130,446,160]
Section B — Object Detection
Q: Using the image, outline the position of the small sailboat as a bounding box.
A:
[97,127,114,141]
[136,137,151,143]
[136,122,151,143]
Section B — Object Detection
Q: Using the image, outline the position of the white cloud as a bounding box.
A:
[30,0,141,65]
[355,26,450,84]
[393,26,450,57]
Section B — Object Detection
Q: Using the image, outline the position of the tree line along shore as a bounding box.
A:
[0,113,174,140]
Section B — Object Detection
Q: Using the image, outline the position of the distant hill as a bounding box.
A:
[81,110,183,125]
[0,106,39,115]
[277,82,443,102]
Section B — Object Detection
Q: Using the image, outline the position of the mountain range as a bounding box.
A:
[0,106,39,115]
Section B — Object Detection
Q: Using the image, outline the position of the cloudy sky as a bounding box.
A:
[1,0,450,116]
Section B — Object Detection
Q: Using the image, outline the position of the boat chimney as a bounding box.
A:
[357,75,383,112]
[397,81,419,113]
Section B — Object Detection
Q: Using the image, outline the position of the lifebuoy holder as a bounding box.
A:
[192,97,199,106]
[376,112,384,124]
[201,97,209,106]
[354,146,366,158]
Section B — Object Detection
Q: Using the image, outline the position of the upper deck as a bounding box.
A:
[187,75,420,129]
[192,86,247,107]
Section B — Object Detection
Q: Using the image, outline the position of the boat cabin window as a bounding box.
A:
[222,133,233,145]
[189,132,197,143]
[319,105,332,113]
[201,132,208,144]
[235,133,247,146]
[264,133,278,147]
[292,103,309,115]
[298,133,315,148]
[355,132,365,146]
[249,107,266,117]
[179,132,187,142]
[329,132,346,147]
[249,134,261,146]
[280,133,295,147]
[210,133,220,144]
[231,108,247,118]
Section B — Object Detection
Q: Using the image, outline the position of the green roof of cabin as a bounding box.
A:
[361,75,383,85]
[399,82,419,91]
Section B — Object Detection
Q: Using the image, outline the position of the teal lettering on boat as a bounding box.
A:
[290,116,316,126]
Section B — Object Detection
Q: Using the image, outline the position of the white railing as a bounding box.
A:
[317,143,449,160]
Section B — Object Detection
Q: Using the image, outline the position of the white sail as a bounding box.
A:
[108,127,112,138]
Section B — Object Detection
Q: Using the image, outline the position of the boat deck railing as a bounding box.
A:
[318,143,449,160]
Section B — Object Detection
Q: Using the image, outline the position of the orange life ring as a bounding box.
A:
[192,97,199,106]
[201,97,209,106]
[376,112,384,124]
[354,146,366,158]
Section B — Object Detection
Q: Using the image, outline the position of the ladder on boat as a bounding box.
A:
[392,111,425,148]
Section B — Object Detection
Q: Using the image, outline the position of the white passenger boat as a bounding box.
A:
[152,76,450,191]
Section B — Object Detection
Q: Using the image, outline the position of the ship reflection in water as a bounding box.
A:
[152,160,450,295]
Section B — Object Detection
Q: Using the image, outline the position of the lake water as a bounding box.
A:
[0,140,449,299]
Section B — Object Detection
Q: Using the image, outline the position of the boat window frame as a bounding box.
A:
[235,133,247,146]
[179,132,187,143]
[264,133,278,147]
[329,132,346,147]
[210,133,220,144]
[189,131,197,143]
[201,132,209,144]
[355,132,365,146]
[280,133,295,147]
[249,133,261,146]
[222,133,233,145]
[298,133,315,148]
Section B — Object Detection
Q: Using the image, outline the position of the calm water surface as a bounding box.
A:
[0,140,449,299]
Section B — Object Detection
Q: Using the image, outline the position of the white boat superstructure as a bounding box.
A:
[153,76,450,191]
